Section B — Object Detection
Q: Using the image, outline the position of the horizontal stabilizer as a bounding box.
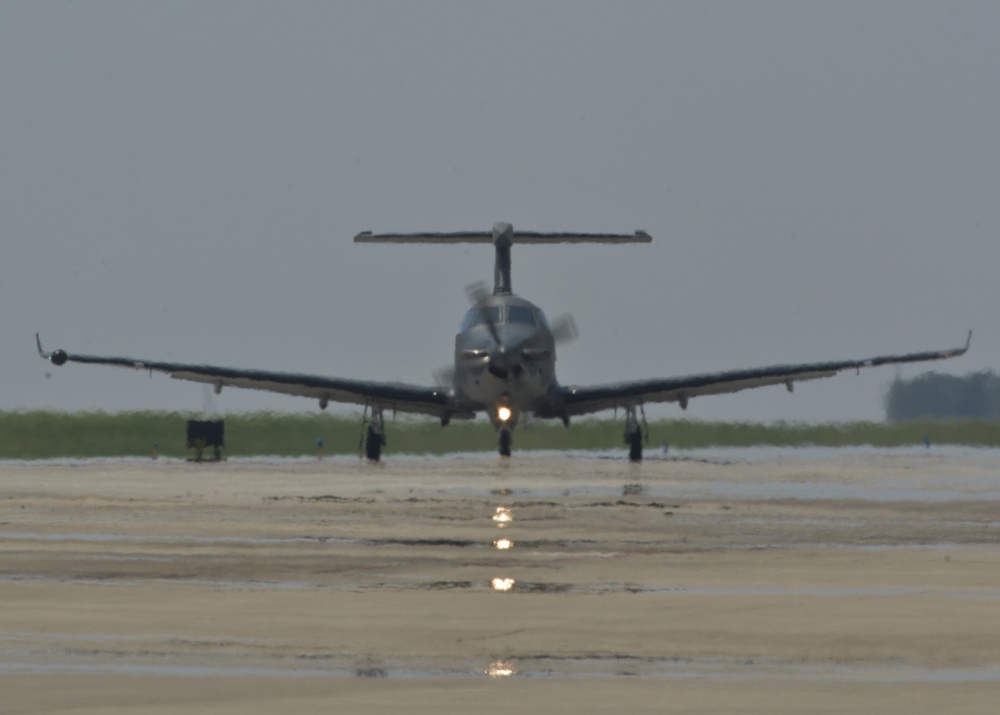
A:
[506,231,651,244]
[354,230,651,244]
[355,222,651,295]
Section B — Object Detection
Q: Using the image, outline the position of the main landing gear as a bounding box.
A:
[624,405,647,463]
[361,406,386,462]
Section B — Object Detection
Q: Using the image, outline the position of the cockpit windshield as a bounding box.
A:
[459,304,549,331]
[507,305,536,325]
[460,306,503,331]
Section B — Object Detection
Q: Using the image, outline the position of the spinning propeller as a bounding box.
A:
[463,281,577,380]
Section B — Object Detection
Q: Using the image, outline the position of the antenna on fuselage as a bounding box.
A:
[354,222,652,296]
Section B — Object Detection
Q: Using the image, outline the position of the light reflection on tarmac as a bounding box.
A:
[2,448,1000,691]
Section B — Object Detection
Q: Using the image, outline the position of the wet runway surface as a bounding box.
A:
[3,449,1000,712]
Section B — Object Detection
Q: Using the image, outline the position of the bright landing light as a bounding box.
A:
[497,406,512,422]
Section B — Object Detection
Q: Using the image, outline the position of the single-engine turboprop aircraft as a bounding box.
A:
[37,222,971,461]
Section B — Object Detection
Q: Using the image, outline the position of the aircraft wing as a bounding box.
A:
[557,332,972,417]
[36,335,454,418]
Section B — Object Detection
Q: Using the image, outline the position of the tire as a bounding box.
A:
[627,429,643,462]
[498,427,512,457]
[365,425,384,462]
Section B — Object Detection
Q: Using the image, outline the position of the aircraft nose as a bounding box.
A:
[490,344,510,367]
[488,344,517,380]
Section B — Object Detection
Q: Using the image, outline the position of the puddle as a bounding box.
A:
[2,644,999,683]
[9,574,989,601]
[428,478,1000,503]
[0,532,483,549]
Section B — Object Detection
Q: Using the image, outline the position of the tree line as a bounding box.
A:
[884,370,1000,422]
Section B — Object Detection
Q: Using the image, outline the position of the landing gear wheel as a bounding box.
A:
[365,424,385,462]
[498,427,512,457]
[623,404,646,463]
[627,428,643,463]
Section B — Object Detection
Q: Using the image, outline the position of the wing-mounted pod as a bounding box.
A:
[36,334,68,366]
[355,222,651,296]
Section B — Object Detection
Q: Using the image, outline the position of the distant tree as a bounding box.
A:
[884,370,1000,422]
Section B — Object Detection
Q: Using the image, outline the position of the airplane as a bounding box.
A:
[37,222,971,462]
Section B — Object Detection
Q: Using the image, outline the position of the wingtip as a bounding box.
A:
[945,329,973,358]
[35,333,69,365]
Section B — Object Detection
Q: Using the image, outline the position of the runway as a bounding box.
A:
[2,449,1000,713]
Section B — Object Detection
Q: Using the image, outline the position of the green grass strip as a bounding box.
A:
[1,411,999,459]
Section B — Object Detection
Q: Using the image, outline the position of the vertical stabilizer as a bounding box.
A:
[491,222,514,295]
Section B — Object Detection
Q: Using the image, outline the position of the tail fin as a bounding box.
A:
[354,222,651,295]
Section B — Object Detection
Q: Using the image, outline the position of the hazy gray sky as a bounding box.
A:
[2,1,996,423]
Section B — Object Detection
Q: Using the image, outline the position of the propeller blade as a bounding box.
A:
[550,314,578,344]
[433,365,455,388]
[464,280,490,305]
[464,280,501,344]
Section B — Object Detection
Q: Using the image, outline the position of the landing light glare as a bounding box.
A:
[497,406,512,422]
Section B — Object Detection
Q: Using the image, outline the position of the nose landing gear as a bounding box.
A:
[498,425,513,457]
[495,403,515,457]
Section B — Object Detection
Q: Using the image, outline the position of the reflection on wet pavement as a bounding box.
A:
[492,506,513,526]
[486,659,517,678]
[490,577,516,592]
[491,500,516,595]
[4,451,1000,686]
[4,637,1000,683]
